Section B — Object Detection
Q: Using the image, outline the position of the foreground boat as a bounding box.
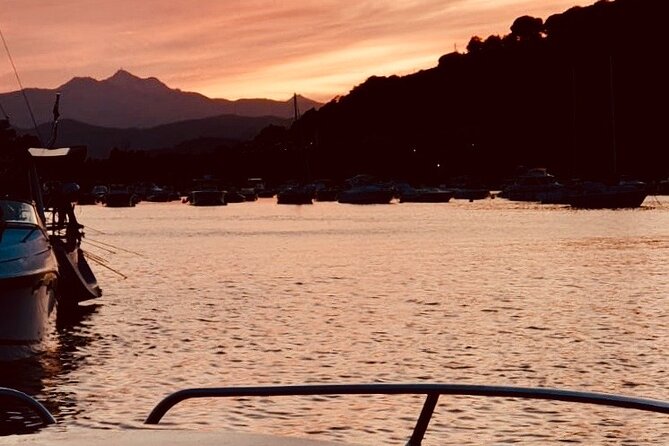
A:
[29,147,102,307]
[0,200,58,361]
[2,383,668,444]
[0,125,59,361]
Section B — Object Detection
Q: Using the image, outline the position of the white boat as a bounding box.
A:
[0,128,59,361]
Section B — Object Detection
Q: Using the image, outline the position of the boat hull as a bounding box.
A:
[0,272,58,361]
[52,240,102,305]
[337,189,394,205]
[568,189,647,209]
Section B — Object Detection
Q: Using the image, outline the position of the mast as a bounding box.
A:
[609,55,617,178]
[293,93,301,122]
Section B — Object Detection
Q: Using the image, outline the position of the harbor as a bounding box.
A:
[2,197,668,444]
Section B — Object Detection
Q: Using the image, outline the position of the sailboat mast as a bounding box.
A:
[609,55,617,178]
[293,93,300,122]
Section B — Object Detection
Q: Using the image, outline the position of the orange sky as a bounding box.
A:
[1,0,592,102]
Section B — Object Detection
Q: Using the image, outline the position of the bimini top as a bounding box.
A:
[28,146,87,159]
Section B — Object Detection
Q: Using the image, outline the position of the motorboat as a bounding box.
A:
[0,199,58,361]
[276,186,313,205]
[0,125,59,361]
[498,167,568,203]
[185,176,227,206]
[337,184,394,204]
[567,180,648,209]
[397,184,453,203]
[2,383,668,444]
[102,185,138,207]
[337,175,394,205]
[185,190,226,206]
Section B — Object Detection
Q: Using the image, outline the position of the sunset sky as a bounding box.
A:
[1,0,592,102]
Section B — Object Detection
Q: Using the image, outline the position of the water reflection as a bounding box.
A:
[0,304,99,435]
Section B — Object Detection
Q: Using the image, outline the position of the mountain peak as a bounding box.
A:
[104,69,168,90]
[108,69,140,82]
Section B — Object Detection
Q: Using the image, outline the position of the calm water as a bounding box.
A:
[2,196,668,444]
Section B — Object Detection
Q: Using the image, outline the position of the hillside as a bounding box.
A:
[281,0,667,183]
[24,114,290,158]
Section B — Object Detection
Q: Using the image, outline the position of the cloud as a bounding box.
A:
[0,0,592,101]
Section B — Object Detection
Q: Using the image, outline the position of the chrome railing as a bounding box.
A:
[145,383,669,445]
[0,387,56,426]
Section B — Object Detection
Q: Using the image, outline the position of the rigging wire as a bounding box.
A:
[0,24,43,145]
[0,101,8,120]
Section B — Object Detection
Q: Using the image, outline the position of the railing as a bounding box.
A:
[0,387,56,426]
[145,383,669,445]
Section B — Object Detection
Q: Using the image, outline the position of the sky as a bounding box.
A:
[0,0,593,103]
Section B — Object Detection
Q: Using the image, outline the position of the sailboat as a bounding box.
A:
[276,93,314,205]
[567,56,648,209]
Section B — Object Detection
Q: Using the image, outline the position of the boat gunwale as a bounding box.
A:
[145,383,669,445]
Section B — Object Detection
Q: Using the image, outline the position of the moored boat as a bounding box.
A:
[102,185,138,207]
[567,180,648,209]
[398,185,453,203]
[28,147,103,308]
[185,190,226,206]
[276,186,313,205]
[498,167,568,203]
[0,123,59,361]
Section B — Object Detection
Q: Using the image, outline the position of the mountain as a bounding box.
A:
[25,114,290,158]
[0,69,321,129]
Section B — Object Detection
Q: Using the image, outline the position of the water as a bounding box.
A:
[2,196,668,444]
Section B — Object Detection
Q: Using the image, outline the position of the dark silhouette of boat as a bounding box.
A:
[498,167,568,203]
[397,184,454,203]
[185,190,226,206]
[567,180,648,209]
[337,175,394,205]
[276,186,313,205]
[184,176,227,206]
[102,185,137,207]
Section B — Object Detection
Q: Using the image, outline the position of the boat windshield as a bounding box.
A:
[0,200,39,225]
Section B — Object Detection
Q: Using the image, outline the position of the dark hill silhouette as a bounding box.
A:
[0,69,321,129]
[25,0,668,187]
[22,114,289,158]
[270,0,667,184]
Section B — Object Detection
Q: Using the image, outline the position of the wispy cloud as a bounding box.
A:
[0,0,591,101]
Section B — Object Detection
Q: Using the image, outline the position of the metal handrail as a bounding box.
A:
[0,387,56,425]
[144,383,669,445]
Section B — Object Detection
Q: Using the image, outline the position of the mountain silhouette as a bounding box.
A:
[0,69,321,129]
[28,114,290,159]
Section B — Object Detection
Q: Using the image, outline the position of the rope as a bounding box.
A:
[84,237,145,257]
[0,24,43,145]
[82,250,128,279]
